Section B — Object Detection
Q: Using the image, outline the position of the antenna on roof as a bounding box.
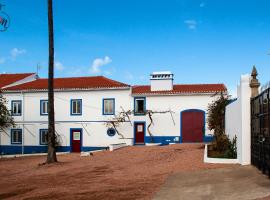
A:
[36,62,41,76]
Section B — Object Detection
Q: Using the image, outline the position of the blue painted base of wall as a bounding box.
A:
[0,145,109,155]
[204,135,214,143]
[0,145,70,155]
[145,135,214,145]
[145,136,180,145]
[0,136,213,155]
[81,146,108,152]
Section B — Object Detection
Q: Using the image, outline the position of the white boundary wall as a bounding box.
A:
[204,145,239,164]
[225,74,251,165]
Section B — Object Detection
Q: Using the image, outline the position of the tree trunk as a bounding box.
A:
[46,0,57,163]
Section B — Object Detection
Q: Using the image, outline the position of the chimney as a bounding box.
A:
[150,71,174,91]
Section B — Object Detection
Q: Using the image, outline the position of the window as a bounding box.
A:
[103,98,115,115]
[40,100,48,115]
[11,129,22,144]
[71,99,82,115]
[134,97,146,115]
[11,100,22,116]
[40,129,48,145]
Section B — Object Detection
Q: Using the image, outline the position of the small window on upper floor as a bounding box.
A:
[40,129,48,145]
[11,100,22,116]
[11,129,22,144]
[40,100,48,115]
[134,97,146,115]
[103,99,115,115]
[71,99,82,115]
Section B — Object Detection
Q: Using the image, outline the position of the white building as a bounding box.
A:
[0,72,226,154]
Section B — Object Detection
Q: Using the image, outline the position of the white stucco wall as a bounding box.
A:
[132,94,216,138]
[226,86,240,140]
[150,79,173,91]
[1,88,218,154]
[225,74,251,165]
[1,88,133,152]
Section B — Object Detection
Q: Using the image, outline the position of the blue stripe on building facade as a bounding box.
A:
[145,135,213,145]
[0,108,214,155]
[0,145,108,155]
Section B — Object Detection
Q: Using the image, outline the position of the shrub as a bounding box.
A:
[207,93,237,159]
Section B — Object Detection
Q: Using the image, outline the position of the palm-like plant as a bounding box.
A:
[46,0,57,163]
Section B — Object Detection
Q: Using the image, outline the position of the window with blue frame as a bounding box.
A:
[134,97,146,115]
[103,98,115,115]
[40,100,48,115]
[11,129,22,144]
[71,99,82,115]
[11,100,22,116]
[40,129,48,145]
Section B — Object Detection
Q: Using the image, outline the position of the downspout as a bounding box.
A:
[22,91,25,155]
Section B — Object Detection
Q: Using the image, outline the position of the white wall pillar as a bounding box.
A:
[237,74,252,165]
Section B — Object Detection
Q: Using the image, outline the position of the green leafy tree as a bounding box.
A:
[207,93,237,158]
[207,93,229,133]
[0,92,14,129]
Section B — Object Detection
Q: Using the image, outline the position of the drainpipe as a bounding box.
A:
[22,91,25,155]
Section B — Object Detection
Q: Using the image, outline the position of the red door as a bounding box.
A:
[182,111,204,143]
[135,123,145,144]
[71,129,81,152]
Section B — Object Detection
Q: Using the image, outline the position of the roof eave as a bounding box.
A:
[131,91,227,96]
[2,86,131,93]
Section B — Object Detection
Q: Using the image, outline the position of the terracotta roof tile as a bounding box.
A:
[4,76,129,91]
[0,73,35,89]
[132,84,227,95]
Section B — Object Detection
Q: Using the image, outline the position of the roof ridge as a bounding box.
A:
[55,75,103,79]
[0,72,35,75]
[35,75,104,80]
[33,76,129,86]
[132,85,149,87]
[3,75,130,91]
[132,83,226,87]
[100,76,129,86]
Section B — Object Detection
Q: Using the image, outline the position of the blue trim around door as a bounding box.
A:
[133,121,146,145]
[70,128,83,152]
[180,109,206,143]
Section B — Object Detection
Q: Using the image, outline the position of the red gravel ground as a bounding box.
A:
[0,144,232,200]
[259,195,270,200]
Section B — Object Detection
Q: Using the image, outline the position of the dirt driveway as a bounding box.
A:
[0,144,230,200]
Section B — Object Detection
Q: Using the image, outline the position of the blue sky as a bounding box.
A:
[0,0,270,96]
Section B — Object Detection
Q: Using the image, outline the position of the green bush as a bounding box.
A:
[224,135,237,159]
[207,93,237,159]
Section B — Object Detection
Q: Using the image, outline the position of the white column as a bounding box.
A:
[238,74,251,165]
